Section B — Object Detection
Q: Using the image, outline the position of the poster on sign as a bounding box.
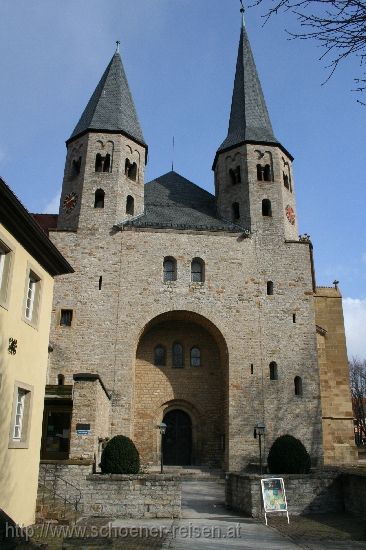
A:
[260,477,290,525]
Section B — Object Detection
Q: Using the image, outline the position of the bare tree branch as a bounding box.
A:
[251,1,366,100]
[349,357,366,444]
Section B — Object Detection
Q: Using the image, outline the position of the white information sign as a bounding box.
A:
[260,477,290,525]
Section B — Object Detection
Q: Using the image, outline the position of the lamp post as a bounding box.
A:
[157,422,167,474]
[254,423,266,475]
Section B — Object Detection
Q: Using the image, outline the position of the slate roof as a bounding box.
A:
[215,20,280,163]
[117,171,247,233]
[68,52,146,148]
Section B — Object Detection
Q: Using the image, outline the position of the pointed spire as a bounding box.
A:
[215,18,280,160]
[68,48,146,147]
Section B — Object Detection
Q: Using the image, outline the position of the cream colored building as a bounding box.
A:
[0,177,72,526]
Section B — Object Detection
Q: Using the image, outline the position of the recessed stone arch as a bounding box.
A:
[133,310,229,468]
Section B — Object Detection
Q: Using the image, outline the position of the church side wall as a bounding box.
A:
[315,287,356,464]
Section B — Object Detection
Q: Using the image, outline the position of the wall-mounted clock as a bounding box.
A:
[63,192,78,213]
[286,205,296,225]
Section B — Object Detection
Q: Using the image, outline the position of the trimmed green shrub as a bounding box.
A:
[267,434,311,474]
[100,435,140,474]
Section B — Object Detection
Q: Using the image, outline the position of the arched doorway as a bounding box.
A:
[163,409,192,466]
[134,310,229,468]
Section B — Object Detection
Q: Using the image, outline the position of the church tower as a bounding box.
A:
[213,16,298,241]
[57,45,147,232]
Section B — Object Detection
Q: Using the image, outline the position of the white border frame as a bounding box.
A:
[260,477,290,525]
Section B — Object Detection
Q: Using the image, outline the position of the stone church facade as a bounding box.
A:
[38,19,356,471]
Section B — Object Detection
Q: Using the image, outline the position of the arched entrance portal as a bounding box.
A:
[163,409,192,466]
[134,310,229,468]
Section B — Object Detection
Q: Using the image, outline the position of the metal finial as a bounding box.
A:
[240,1,246,27]
[333,280,339,289]
[116,40,120,53]
[171,136,175,172]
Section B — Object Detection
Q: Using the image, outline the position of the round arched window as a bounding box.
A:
[191,258,204,283]
[154,345,166,367]
[190,347,201,367]
[172,343,184,368]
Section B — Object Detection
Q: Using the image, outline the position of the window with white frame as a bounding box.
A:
[24,269,41,324]
[13,388,27,440]
[0,241,12,305]
[9,383,33,448]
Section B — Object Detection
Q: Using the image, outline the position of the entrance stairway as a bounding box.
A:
[147,466,225,481]
[36,465,82,525]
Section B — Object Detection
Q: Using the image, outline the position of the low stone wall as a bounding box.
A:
[84,474,181,518]
[225,471,343,517]
[39,461,93,501]
[38,463,181,519]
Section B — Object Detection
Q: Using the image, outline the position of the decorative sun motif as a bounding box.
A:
[63,192,78,213]
[285,205,296,225]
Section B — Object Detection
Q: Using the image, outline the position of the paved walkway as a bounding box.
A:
[111,480,366,549]
[164,480,299,549]
[112,480,299,549]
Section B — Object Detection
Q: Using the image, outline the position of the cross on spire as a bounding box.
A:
[116,40,120,53]
[240,1,246,27]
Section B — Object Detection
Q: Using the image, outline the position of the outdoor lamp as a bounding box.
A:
[254,423,265,437]
[157,422,167,435]
[157,422,167,473]
[254,422,266,475]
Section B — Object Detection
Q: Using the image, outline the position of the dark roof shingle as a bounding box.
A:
[214,22,281,164]
[68,52,146,148]
[117,171,247,233]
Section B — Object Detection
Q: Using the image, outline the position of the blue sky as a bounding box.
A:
[0,0,364,356]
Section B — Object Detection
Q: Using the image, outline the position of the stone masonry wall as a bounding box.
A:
[83,474,181,519]
[57,132,146,232]
[50,222,323,471]
[38,465,181,519]
[226,472,343,517]
[315,288,357,465]
[215,143,299,242]
[69,375,111,461]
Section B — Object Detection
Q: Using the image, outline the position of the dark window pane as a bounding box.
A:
[191,260,203,282]
[269,362,278,380]
[173,343,184,368]
[190,347,201,367]
[154,346,166,366]
[94,189,105,208]
[164,258,176,282]
[294,376,303,396]
[44,411,71,454]
[60,309,73,326]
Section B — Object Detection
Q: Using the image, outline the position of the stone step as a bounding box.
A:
[148,467,225,480]
[36,485,81,525]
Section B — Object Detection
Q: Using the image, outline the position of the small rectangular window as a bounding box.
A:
[60,309,73,327]
[9,383,33,449]
[0,241,12,306]
[13,389,27,440]
[24,271,40,323]
[293,313,296,323]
